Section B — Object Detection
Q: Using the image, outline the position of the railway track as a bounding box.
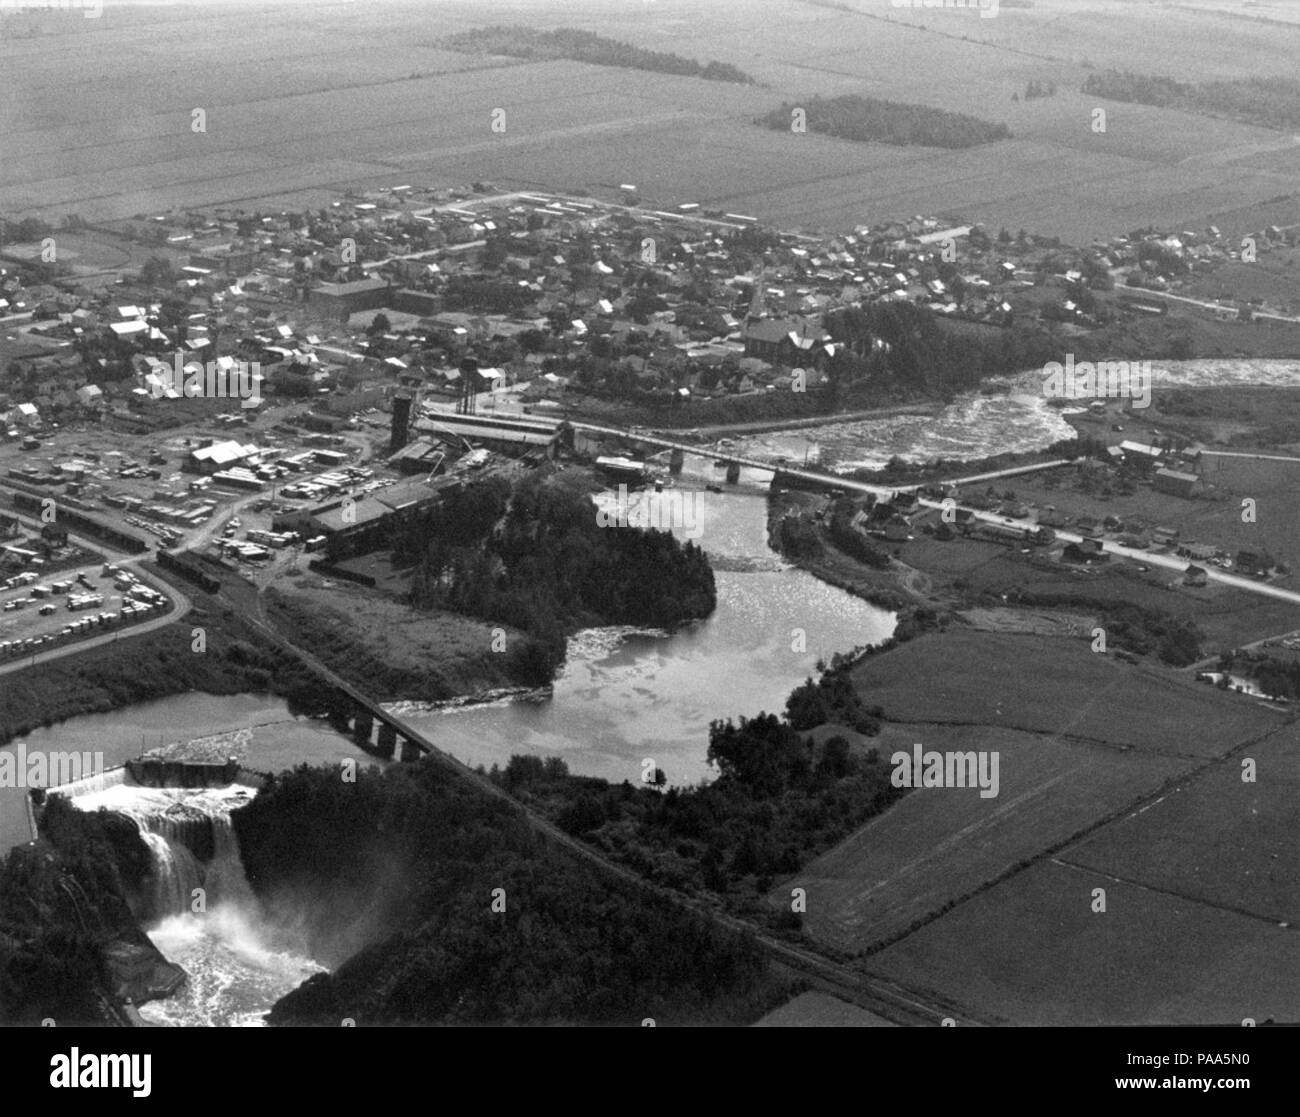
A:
[213,577,984,1026]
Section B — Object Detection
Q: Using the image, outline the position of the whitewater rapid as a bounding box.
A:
[71,781,321,1027]
[732,358,1300,473]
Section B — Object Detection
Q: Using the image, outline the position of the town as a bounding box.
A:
[1,183,1298,669]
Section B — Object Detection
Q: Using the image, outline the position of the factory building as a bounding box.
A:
[273,478,446,558]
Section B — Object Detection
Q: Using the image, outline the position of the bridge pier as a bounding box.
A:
[725,461,741,485]
[669,448,684,476]
[398,737,423,763]
[352,708,374,747]
[327,699,351,734]
[376,722,397,759]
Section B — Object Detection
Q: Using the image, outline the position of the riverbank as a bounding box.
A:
[765,489,927,614]
[678,401,945,439]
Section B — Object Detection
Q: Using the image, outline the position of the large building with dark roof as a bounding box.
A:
[273,477,445,558]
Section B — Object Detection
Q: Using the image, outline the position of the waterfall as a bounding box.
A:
[137,827,204,921]
[203,813,256,909]
[68,783,258,924]
[65,778,323,1027]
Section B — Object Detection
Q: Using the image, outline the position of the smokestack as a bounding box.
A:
[390,393,413,454]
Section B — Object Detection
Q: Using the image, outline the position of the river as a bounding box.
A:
[5,357,1296,1024]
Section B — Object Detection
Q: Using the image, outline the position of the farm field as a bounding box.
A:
[775,721,1199,953]
[900,530,1295,652]
[753,990,896,1027]
[848,629,1283,755]
[1,0,1298,242]
[862,857,1300,1025]
[1065,726,1300,925]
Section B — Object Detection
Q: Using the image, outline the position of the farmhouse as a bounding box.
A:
[1062,539,1107,564]
[1236,549,1271,576]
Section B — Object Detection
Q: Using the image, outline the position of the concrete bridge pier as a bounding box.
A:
[398,737,423,763]
[669,448,684,475]
[725,461,741,485]
[328,701,352,734]
[376,722,398,759]
[352,708,374,747]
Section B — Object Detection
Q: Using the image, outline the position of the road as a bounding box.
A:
[932,459,1072,488]
[924,501,1300,607]
[1199,450,1300,464]
[1132,287,1300,326]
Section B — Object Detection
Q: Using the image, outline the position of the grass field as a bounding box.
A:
[1065,726,1300,925]
[753,990,896,1027]
[849,629,1283,755]
[777,721,1198,952]
[863,857,1300,1025]
[3,0,1299,242]
[785,617,1300,1021]
[265,571,532,702]
[904,527,1300,652]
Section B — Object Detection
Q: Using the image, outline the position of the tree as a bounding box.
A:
[367,313,391,337]
[140,256,175,287]
[547,305,571,335]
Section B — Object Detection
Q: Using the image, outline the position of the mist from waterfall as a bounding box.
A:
[70,782,322,1026]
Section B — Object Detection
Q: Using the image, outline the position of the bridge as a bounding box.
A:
[138,556,982,1025]
[239,607,436,763]
[572,421,900,495]
[573,421,1072,497]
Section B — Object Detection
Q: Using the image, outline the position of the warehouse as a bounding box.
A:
[273,478,445,557]
[186,439,259,475]
[1153,468,1200,499]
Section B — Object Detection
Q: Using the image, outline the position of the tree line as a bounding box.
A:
[1083,70,1300,132]
[760,94,1012,148]
[441,25,754,84]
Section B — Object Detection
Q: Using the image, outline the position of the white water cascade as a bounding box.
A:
[71,783,257,922]
[68,781,322,1025]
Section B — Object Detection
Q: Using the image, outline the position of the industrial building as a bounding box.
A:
[273,477,446,557]
[414,413,561,460]
[307,277,391,323]
[185,439,259,475]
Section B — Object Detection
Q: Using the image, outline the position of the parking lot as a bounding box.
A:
[0,562,169,662]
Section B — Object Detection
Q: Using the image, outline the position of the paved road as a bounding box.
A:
[934,459,1072,488]
[1199,450,1300,464]
[1136,287,1300,326]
